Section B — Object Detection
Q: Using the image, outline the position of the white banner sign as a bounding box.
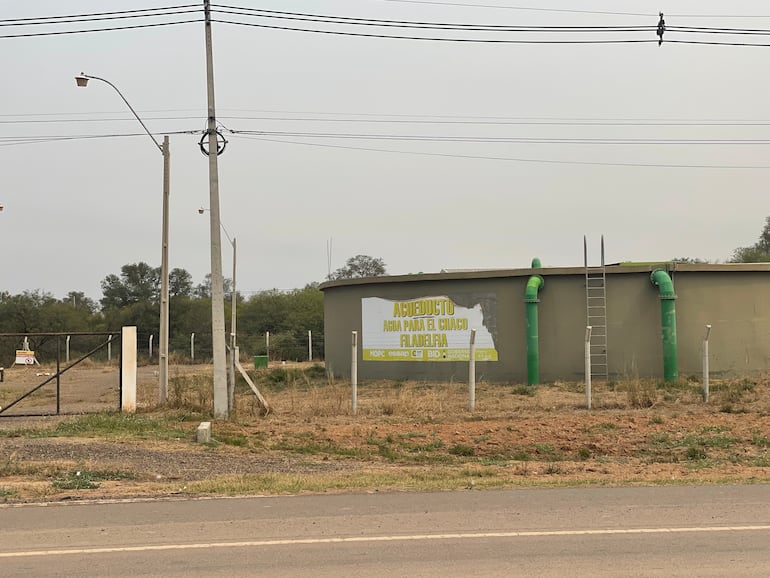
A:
[362,296,498,362]
[14,350,38,365]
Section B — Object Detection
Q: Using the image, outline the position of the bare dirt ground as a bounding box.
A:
[1,362,769,503]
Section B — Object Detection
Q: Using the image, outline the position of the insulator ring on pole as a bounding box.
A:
[198,129,228,157]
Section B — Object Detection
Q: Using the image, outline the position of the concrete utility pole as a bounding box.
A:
[203,0,228,418]
[159,135,170,403]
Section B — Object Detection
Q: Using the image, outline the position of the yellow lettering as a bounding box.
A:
[391,298,456,318]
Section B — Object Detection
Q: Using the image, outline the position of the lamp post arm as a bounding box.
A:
[82,74,163,153]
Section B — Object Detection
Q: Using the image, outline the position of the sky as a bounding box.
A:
[2,1,770,301]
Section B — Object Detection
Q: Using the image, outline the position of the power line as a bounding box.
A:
[0,4,199,23]
[8,110,770,128]
[213,19,656,43]
[0,130,199,148]
[0,116,204,124]
[217,115,770,127]
[668,38,770,47]
[230,134,770,170]
[0,8,201,27]
[211,5,652,31]
[368,0,770,19]
[0,19,201,38]
[231,129,770,146]
[358,0,653,17]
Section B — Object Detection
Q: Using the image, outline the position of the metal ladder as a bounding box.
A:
[584,235,609,380]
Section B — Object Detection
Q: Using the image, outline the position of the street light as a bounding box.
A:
[76,72,171,404]
[199,207,237,412]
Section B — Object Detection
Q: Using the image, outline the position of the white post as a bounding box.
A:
[191,332,195,360]
[585,326,593,410]
[149,334,154,358]
[703,324,712,402]
[308,330,313,361]
[121,326,137,412]
[468,328,477,412]
[351,331,358,416]
[266,331,270,361]
[65,335,71,363]
[107,334,112,361]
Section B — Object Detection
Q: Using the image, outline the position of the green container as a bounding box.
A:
[254,355,268,369]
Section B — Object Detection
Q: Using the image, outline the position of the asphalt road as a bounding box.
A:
[1,485,769,577]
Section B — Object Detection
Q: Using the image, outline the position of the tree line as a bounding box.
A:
[4,214,768,366]
[0,254,388,364]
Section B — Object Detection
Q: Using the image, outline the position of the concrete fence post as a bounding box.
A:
[351,331,358,416]
[121,326,137,413]
[468,329,477,412]
[703,324,712,402]
[585,326,593,410]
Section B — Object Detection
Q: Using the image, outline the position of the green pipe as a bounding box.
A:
[650,269,678,381]
[525,258,544,385]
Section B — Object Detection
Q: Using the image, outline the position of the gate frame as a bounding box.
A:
[0,331,123,417]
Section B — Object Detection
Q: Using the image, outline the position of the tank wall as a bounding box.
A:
[323,270,770,382]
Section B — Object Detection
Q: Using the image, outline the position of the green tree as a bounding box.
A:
[671,257,713,264]
[194,273,232,299]
[63,291,97,313]
[169,268,194,298]
[100,262,160,309]
[329,254,386,280]
[731,217,770,263]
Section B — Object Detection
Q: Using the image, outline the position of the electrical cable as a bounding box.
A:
[0,130,199,148]
[0,8,201,27]
[0,116,204,124]
[668,38,770,47]
[217,115,770,127]
[212,19,656,43]
[0,19,202,38]
[231,129,770,146]
[366,0,770,19]
[8,110,770,128]
[229,133,770,170]
[211,5,652,31]
[0,4,199,23]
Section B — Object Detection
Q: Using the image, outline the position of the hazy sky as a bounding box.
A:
[3,1,769,300]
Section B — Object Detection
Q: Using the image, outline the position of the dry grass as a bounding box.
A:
[3,364,770,502]
[143,367,770,420]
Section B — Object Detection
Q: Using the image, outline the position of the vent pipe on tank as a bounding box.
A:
[525,258,544,385]
[650,268,678,381]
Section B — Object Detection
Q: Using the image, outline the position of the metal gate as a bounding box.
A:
[0,332,121,417]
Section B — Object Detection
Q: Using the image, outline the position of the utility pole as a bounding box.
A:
[204,0,228,418]
[159,135,170,403]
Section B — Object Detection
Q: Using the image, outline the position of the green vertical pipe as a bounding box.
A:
[650,269,678,381]
[525,258,544,385]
